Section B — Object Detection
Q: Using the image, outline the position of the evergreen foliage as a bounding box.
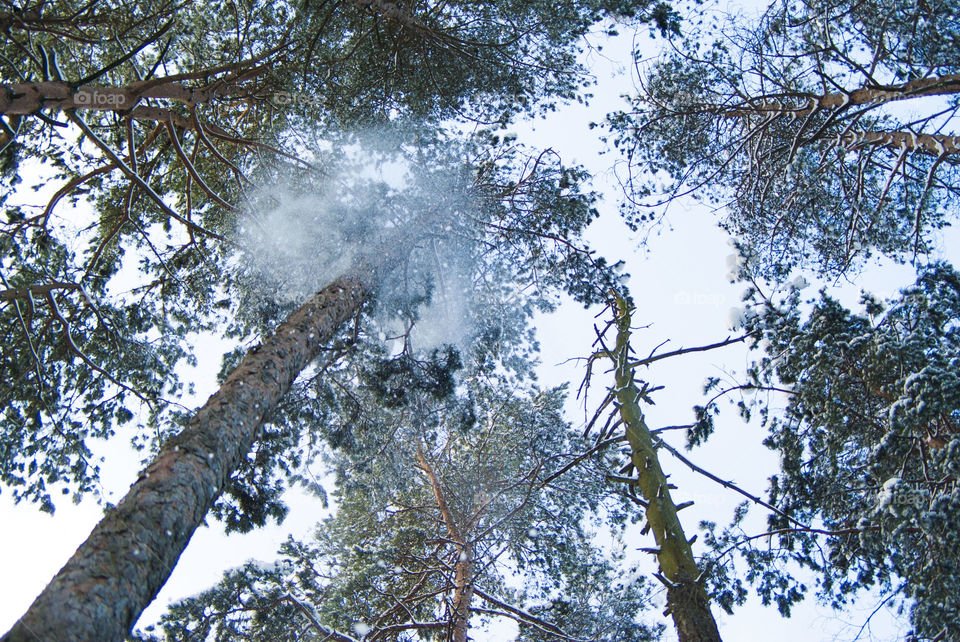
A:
[606,0,960,278]
[695,265,960,639]
[139,315,662,641]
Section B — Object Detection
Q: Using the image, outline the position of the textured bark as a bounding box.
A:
[416,448,474,642]
[0,281,81,302]
[839,129,960,157]
[450,545,474,642]
[726,73,960,118]
[0,79,254,139]
[351,0,438,38]
[0,73,267,116]
[610,294,722,642]
[3,277,367,642]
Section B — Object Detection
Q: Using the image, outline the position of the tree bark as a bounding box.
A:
[725,73,960,118]
[0,79,259,142]
[0,79,251,116]
[416,448,474,642]
[3,276,366,642]
[839,129,960,157]
[450,545,474,642]
[610,294,722,642]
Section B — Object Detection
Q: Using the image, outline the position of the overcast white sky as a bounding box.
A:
[2,4,947,639]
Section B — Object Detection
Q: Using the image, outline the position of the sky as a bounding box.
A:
[0,3,948,640]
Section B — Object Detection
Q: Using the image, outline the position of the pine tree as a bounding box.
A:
[590,293,721,641]
[690,264,960,640]
[0,0,672,511]
[600,0,960,635]
[138,330,662,641]
[3,122,630,638]
[605,0,960,278]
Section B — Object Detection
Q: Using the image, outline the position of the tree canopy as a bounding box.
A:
[607,0,960,277]
[4,0,960,640]
[602,0,960,638]
[140,319,663,641]
[1,0,682,639]
[0,0,650,512]
[684,264,958,640]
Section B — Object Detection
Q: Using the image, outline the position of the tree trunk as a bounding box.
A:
[0,79,248,115]
[416,448,474,642]
[610,294,722,642]
[451,546,474,642]
[839,129,960,157]
[3,276,366,642]
[0,80,254,137]
[724,73,960,118]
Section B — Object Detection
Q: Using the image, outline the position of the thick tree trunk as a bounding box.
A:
[3,277,366,642]
[610,294,722,642]
[0,79,251,137]
[450,546,474,642]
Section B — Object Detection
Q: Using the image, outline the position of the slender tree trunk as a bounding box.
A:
[724,73,960,118]
[609,294,722,642]
[0,78,251,115]
[3,276,366,642]
[416,448,474,642]
[839,129,960,156]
